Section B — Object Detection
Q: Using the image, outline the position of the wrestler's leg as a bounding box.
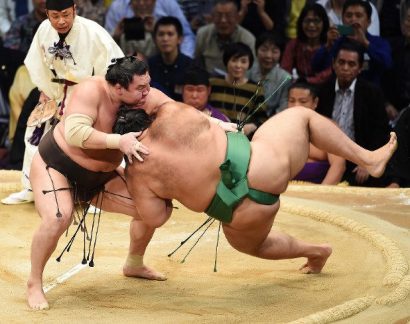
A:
[223,203,332,274]
[27,152,75,310]
[123,219,166,280]
[255,108,397,178]
[97,175,166,280]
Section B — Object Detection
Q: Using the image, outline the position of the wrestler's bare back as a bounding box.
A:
[126,103,295,214]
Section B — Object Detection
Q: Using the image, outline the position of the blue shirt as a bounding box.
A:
[312,34,392,85]
[105,0,195,57]
[148,52,193,101]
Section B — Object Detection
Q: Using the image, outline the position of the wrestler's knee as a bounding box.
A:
[39,212,73,238]
[223,227,259,255]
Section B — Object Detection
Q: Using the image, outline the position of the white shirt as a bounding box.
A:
[333,78,356,140]
[25,16,124,102]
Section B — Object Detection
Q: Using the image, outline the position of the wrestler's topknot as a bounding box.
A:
[106,56,148,89]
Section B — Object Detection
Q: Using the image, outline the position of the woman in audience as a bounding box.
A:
[209,42,268,137]
[281,3,332,84]
[248,32,291,117]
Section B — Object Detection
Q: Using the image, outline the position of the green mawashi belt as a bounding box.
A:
[205,132,279,223]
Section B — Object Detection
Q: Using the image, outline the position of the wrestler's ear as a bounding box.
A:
[313,97,319,109]
[115,83,123,95]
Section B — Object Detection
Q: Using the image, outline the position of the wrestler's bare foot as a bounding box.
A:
[366,132,398,178]
[27,281,49,310]
[299,244,332,274]
[123,264,167,281]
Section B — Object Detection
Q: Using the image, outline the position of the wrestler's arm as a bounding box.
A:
[322,153,346,185]
[64,81,148,162]
[208,116,238,132]
[142,87,175,115]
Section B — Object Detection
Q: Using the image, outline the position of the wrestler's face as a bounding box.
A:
[47,6,76,34]
[122,72,151,107]
[182,84,211,110]
[333,49,362,88]
[287,88,318,110]
[227,55,250,80]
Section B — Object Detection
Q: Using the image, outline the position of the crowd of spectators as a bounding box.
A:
[0,0,409,189]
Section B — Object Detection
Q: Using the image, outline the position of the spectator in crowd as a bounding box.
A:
[7,65,35,143]
[209,42,267,137]
[316,0,380,35]
[248,32,290,116]
[182,66,229,122]
[0,37,25,155]
[148,16,192,101]
[177,0,213,33]
[0,0,14,38]
[378,0,401,39]
[265,0,288,42]
[0,0,35,38]
[289,79,345,184]
[3,18,39,167]
[105,0,195,57]
[313,0,392,85]
[1,0,123,205]
[382,0,410,120]
[112,0,156,57]
[3,0,47,55]
[195,0,255,76]
[281,3,332,84]
[316,40,390,187]
[6,88,39,170]
[75,0,107,26]
[0,38,24,107]
[237,0,274,37]
[386,106,410,188]
[286,0,316,39]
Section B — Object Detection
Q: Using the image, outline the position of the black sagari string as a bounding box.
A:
[237,75,292,131]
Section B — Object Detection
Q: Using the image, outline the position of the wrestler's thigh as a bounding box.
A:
[96,175,138,217]
[222,202,278,252]
[254,109,310,159]
[30,152,74,221]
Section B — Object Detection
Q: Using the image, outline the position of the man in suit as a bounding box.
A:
[317,40,391,186]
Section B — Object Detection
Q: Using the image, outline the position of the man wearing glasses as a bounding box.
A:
[195,0,255,76]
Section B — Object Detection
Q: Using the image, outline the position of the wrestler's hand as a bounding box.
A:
[39,91,50,104]
[242,123,257,136]
[218,121,238,132]
[119,132,149,163]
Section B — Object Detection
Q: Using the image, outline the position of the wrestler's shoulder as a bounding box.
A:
[75,76,106,89]
[70,77,106,102]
